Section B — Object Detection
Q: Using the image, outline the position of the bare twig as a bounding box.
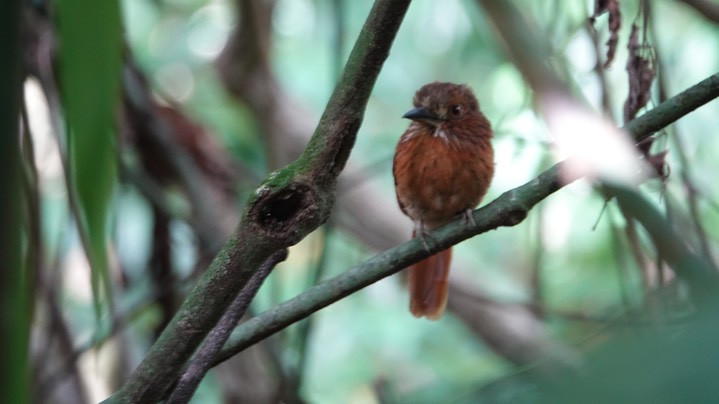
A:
[608,207,637,309]
[586,21,613,117]
[149,205,178,338]
[167,250,288,403]
[331,0,346,82]
[291,224,333,395]
[529,205,545,315]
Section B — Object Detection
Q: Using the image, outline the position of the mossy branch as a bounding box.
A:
[214,72,719,365]
[105,0,412,402]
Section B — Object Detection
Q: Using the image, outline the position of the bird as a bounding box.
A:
[392,82,494,320]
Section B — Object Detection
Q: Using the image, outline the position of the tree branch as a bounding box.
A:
[167,250,288,403]
[215,72,719,365]
[104,0,411,402]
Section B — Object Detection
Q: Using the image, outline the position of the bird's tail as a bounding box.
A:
[408,246,452,320]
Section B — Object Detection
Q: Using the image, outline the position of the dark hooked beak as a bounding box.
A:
[402,107,442,123]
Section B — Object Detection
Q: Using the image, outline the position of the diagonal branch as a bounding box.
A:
[104,0,412,402]
[214,72,719,366]
[167,250,289,403]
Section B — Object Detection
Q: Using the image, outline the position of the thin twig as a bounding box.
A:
[585,20,613,117]
[167,250,288,404]
[331,0,345,82]
[293,224,333,394]
[608,205,636,310]
[528,205,545,316]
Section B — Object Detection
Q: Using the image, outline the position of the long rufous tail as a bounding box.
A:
[408,247,452,320]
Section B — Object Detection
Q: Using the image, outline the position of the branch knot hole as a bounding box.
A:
[504,207,528,226]
[252,183,318,243]
[260,189,302,224]
[259,188,304,225]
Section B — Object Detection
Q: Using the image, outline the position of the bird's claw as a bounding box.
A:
[419,230,433,252]
[414,221,435,252]
[463,209,477,227]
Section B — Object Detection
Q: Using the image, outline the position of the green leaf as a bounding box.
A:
[57,0,123,316]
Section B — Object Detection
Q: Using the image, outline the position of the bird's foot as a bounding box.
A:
[414,221,435,252]
[419,230,433,252]
[463,208,477,227]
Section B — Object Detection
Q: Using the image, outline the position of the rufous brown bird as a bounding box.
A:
[393,82,494,320]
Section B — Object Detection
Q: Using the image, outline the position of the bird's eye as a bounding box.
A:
[450,105,463,117]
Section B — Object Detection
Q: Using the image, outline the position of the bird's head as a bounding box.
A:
[402,82,491,145]
[402,82,481,129]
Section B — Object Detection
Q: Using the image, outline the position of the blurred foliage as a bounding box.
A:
[18,0,719,402]
[56,0,123,318]
[2,0,28,403]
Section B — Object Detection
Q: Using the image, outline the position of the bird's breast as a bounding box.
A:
[393,130,494,228]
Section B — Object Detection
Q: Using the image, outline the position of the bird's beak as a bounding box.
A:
[402,107,442,123]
